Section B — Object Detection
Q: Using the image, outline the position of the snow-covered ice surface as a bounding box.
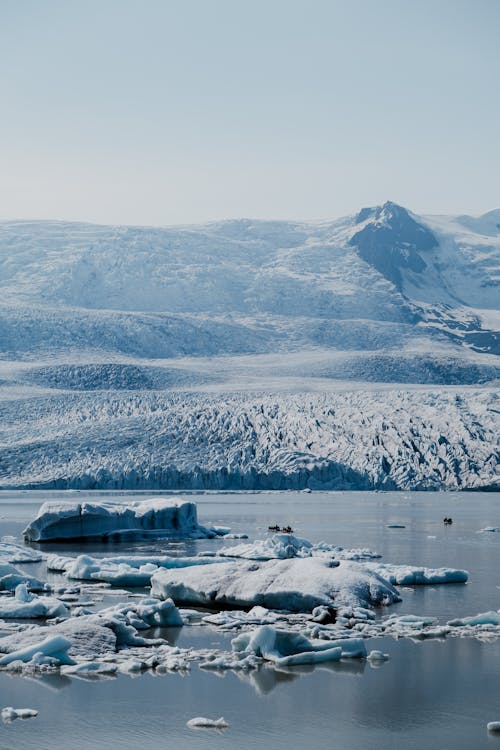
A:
[150,556,401,611]
[0,202,498,491]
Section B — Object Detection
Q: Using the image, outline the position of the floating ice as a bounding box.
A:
[199,654,260,670]
[98,597,183,628]
[1,707,38,722]
[479,527,499,533]
[151,556,401,612]
[47,552,230,587]
[210,533,381,562]
[368,563,468,585]
[232,625,366,666]
[448,612,500,627]
[487,722,500,733]
[367,650,389,661]
[61,661,118,677]
[187,717,229,729]
[217,534,314,560]
[23,498,223,542]
[0,635,75,667]
[0,561,44,592]
[0,542,44,564]
[0,584,69,619]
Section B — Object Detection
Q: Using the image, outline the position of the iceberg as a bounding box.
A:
[448,612,500,627]
[0,561,44,592]
[151,557,401,612]
[187,717,229,729]
[47,552,230,587]
[23,498,223,542]
[0,542,44,564]
[231,625,366,666]
[0,635,75,667]
[208,533,381,562]
[1,707,38,722]
[0,584,69,619]
[368,563,468,585]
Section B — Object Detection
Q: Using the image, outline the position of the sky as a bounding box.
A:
[0,0,499,226]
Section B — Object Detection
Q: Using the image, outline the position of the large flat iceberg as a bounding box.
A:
[151,557,401,612]
[23,497,222,542]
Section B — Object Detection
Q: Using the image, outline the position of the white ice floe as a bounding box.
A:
[23,498,224,542]
[0,561,44,592]
[487,722,500,733]
[61,661,118,677]
[1,707,38,722]
[208,533,381,562]
[479,527,499,533]
[187,717,229,729]
[448,612,500,627]
[199,654,261,670]
[367,650,389,662]
[47,551,229,587]
[0,542,44,564]
[0,584,69,619]
[151,556,401,612]
[0,635,75,668]
[232,625,366,666]
[367,563,468,585]
[98,597,183,628]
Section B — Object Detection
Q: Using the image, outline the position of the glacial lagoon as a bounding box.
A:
[2,489,500,750]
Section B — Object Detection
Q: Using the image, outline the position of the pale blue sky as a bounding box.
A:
[1,0,499,225]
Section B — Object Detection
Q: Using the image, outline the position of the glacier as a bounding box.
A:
[0,201,498,491]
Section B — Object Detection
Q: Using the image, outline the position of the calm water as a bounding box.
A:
[1,490,500,750]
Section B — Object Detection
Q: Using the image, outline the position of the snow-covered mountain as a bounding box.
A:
[0,202,498,489]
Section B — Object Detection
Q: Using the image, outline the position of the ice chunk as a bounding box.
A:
[49,552,229,587]
[151,557,401,612]
[61,662,118,677]
[368,563,468,585]
[232,625,366,665]
[0,585,69,619]
[0,542,44,564]
[448,612,500,627]
[0,619,117,662]
[215,533,380,562]
[187,717,229,729]
[98,597,183,628]
[218,534,314,560]
[367,650,389,661]
[0,561,44,592]
[0,635,75,667]
[23,498,220,542]
[199,654,260,670]
[2,707,38,722]
[487,722,500,733]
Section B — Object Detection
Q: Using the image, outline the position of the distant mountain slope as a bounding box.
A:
[0,202,498,366]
